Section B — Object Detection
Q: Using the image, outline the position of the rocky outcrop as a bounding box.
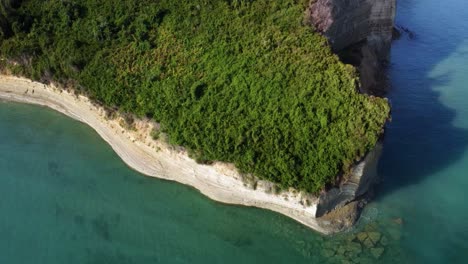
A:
[316,201,362,232]
[306,0,396,94]
[316,143,383,231]
[316,142,382,214]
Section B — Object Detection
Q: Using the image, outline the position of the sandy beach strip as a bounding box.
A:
[0,75,328,234]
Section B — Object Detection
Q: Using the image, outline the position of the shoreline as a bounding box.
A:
[0,75,330,234]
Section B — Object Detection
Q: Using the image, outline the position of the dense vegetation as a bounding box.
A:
[0,0,389,193]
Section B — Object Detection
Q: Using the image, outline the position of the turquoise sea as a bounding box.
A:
[1,0,467,263]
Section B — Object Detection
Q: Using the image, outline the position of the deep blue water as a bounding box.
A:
[1,0,468,263]
[372,0,468,262]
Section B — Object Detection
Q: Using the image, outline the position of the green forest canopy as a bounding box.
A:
[0,0,389,193]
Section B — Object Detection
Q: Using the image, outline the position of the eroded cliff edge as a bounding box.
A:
[306,0,395,231]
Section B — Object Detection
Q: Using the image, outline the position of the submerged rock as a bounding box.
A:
[337,245,346,255]
[363,221,379,232]
[368,232,382,244]
[353,257,375,264]
[370,247,385,259]
[321,248,336,258]
[363,237,375,248]
[357,232,368,242]
[387,227,402,241]
[392,217,404,225]
[324,218,406,263]
[380,236,389,246]
[346,242,363,255]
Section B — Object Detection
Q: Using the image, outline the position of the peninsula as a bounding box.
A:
[0,0,393,233]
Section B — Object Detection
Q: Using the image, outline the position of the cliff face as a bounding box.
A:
[306,0,395,56]
[306,0,396,94]
[306,0,395,231]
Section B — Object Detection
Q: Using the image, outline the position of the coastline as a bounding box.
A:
[0,75,329,234]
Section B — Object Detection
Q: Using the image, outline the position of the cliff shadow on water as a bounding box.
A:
[375,0,468,200]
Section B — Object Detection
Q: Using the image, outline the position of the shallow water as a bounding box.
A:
[1,0,468,263]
